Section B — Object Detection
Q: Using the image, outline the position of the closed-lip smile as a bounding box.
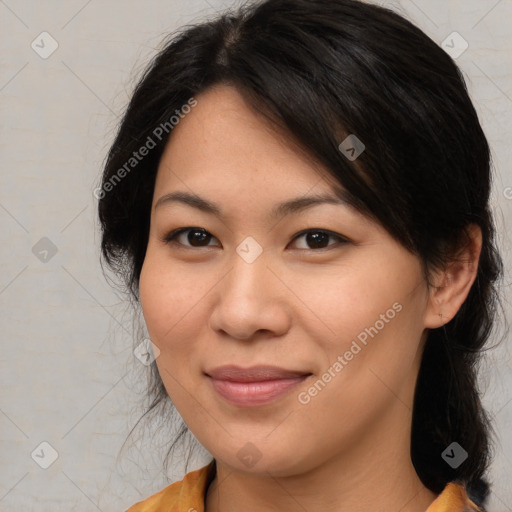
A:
[205,365,312,407]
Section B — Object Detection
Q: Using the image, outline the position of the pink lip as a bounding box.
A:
[205,365,312,407]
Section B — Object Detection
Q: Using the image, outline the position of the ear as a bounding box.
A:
[424,224,482,329]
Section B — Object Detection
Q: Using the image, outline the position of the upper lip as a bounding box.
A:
[205,365,311,382]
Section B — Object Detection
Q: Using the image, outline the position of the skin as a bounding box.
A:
[139,84,482,512]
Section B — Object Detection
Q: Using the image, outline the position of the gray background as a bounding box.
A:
[0,0,511,511]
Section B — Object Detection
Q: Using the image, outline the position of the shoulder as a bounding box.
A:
[125,459,216,512]
[426,481,485,512]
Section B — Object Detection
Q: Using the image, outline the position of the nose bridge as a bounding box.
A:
[209,242,290,339]
[225,241,270,305]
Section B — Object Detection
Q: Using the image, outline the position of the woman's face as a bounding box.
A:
[139,84,433,476]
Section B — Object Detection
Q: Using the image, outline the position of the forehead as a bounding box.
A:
[153,85,343,199]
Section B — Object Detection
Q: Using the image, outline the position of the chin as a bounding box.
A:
[210,438,320,477]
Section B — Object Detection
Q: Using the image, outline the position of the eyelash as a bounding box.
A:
[161,227,349,251]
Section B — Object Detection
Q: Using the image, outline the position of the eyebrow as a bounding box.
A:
[154,190,353,219]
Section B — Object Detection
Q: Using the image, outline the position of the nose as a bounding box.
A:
[208,248,292,341]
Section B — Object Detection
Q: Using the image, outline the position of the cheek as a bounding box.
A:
[300,255,427,399]
[294,256,421,347]
[139,252,208,345]
[138,252,213,397]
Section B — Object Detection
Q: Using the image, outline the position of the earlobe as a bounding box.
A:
[424,224,482,329]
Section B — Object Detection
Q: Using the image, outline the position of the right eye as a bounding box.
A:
[161,227,221,248]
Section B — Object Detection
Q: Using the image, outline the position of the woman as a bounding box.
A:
[97,0,503,510]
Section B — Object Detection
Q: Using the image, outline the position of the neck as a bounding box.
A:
[205,402,437,512]
[206,456,436,512]
[206,452,436,512]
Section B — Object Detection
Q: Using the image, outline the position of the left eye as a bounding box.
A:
[162,228,348,250]
[291,229,348,250]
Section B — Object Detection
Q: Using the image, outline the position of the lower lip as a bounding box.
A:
[208,375,310,407]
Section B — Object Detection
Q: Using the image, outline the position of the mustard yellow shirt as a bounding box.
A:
[126,460,482,512]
